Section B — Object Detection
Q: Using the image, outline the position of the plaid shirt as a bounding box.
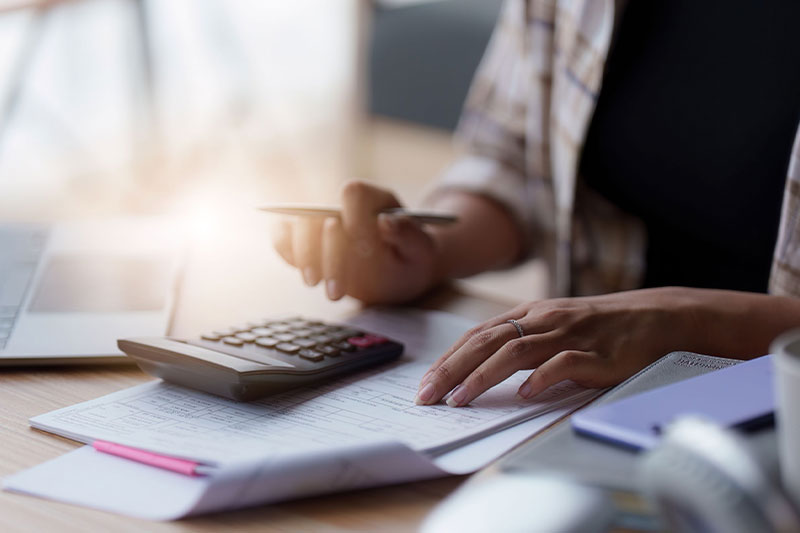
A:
[433,0,800,298]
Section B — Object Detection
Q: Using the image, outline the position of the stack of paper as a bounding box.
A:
[4,309,603,519]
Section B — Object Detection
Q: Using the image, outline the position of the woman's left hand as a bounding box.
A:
[414,287,701,406]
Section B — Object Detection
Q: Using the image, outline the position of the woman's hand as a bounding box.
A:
[272,180,440,304]
[415,287,703,406]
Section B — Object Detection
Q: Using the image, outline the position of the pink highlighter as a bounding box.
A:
[92,440,213,476]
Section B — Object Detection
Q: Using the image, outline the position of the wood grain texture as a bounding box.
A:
[0,281,508,532]
[0,350,470,532]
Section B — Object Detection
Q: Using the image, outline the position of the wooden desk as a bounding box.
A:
[0,211,517,532]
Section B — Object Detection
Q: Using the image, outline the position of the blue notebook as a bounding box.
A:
[570,354,774,450]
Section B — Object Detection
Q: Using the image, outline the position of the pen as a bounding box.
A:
[258,204,458,226]
[92,440,214,477]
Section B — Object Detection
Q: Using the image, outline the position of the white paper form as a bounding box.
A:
[5,403,586,520]
[28,309,597,465]
[6,309,603,519]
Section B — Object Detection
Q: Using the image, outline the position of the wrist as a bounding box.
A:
[665,286,715,353]
[651,286,785,358]
[423,191,524,282]
[635,287,714,356]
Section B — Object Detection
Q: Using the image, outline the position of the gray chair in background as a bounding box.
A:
[368,0,503,131]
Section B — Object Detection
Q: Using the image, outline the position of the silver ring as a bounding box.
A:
[507,319,524,338]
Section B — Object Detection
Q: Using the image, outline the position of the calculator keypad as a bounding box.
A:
[192,317,385,368]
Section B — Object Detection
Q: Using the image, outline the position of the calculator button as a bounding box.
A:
[273,333,297,342]
[201,333,221,341]
[231,325,251,333]
[290,328,313,337]
[212,328,237,337]
[298,349,324,362]
[255,337,279,348]
[294,338,317,349]
[347,333,389,348]
[270,323,292,332]
[222,336,245,346]
[346,334,388,348]
[332,329,362,341]
[276,342,301,354]
[347,336,372,348]
[334,341,357,352]
[251,327,274,336]
[317,345,340,357]
[310,334,334,344]
[235,332,257,343]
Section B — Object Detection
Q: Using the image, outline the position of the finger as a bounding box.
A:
[340,180,401,257]
[271,219,295,266]
[516,350,610,399]
[446,333,560,407]
[377,214,432,262]
[292,217,324,286]
[415,322,519,405]
[419,305,530,388]
[322,217,347,300]
[446,335,557,407]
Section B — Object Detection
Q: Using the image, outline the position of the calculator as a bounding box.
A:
[118,317,404,401]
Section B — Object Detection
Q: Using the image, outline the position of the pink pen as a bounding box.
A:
[92,440,213,476]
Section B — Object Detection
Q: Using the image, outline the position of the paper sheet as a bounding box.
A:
[5,309,602,519]
[28,309,595,464]
[4,405,581,520]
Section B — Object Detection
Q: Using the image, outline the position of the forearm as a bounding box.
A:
[659,287,800,358]
[426,191,525,282]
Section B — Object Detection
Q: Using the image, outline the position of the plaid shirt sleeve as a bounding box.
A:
[770,129,800,297]
[428,0,800,299]
[428,0,551,260]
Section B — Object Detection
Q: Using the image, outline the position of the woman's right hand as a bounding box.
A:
[272,180,440,304]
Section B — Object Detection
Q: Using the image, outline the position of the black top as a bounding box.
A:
[579,0,800,293]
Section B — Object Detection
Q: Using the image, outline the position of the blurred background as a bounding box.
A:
[0,0,544,306]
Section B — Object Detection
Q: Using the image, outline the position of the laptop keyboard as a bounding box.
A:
[0,225,49,348]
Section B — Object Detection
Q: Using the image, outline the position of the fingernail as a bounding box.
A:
[415,382,435,405]
[326,279,341,300]
[517,382,532,399]
[303,267,317,286]
[446,385,468,407]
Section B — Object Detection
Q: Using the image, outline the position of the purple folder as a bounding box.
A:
[571,354,774,450]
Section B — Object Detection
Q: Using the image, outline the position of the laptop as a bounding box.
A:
[0,217,183,365]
